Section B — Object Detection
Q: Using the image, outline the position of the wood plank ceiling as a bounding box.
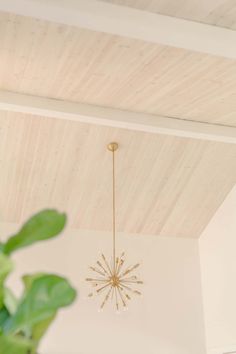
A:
[1,111,236,238]
[1,13,236,126]
[0,8,236,238]
[100,0,236,30]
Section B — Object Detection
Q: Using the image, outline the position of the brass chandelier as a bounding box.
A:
[86,142,143,312]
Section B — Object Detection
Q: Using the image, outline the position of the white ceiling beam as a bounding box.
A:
[1,90,236,144]
[0,0,236,59]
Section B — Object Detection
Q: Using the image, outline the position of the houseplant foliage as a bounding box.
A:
[0,210,77,354]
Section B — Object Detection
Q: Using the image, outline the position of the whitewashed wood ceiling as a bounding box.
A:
[100,0,236,30]
[0,13,236,126]
[0,6,236,238]
[1,111,236,238]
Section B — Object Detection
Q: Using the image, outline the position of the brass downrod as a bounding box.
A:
[107,142,118,272]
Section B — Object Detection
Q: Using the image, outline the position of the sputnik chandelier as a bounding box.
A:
[86,142,143,312]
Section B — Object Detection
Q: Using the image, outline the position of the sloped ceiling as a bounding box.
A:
[0,5,236,238]
[100,0,236,30]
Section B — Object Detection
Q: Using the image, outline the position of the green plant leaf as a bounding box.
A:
[22,275,60,347]
[0,254,14,309]
[4,274,77,334]
[3,210,67,255]
[0,243,4,253]
[4,288,18,315]
[32,314,56,343]
[0,334,33,354]
[0,308,10,328]
[22,274,45,292]
[0,254,13,285]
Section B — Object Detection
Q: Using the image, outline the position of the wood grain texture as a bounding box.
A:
[1,13,236,127]
[100,0,236,30]
[1,110,236,238]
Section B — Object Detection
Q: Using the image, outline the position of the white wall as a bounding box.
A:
[200,186,236,354]
[2,224,206,354]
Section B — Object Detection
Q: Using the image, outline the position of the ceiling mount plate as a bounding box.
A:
[107,142,118,152]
